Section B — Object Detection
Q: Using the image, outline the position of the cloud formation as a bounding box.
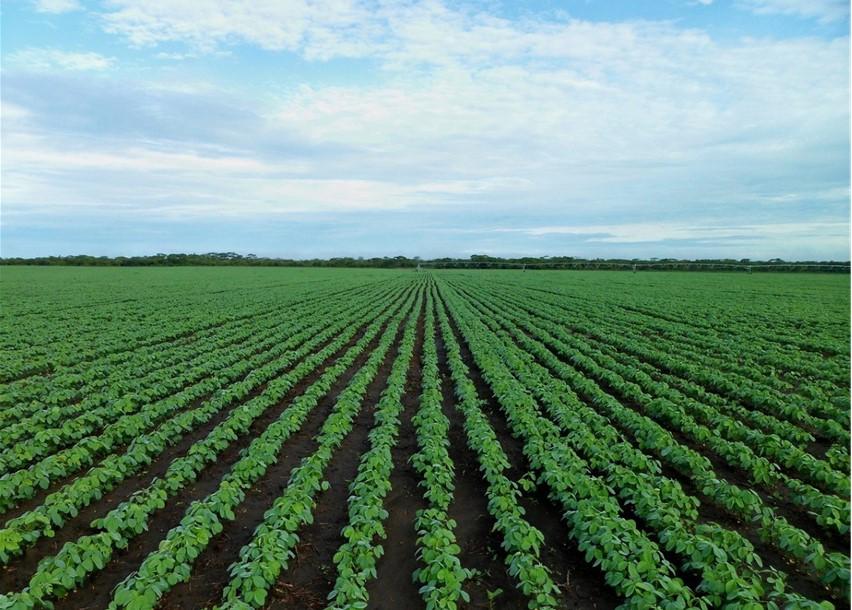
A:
[32,0,81,14]
[739,0,849,23]
[1,1,849,258]
[6,48,114,71]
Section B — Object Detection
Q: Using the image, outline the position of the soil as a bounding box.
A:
[265,317,407,610]
[586,369,848,554]
[158,309,408,610]
[463,277,849,557]
[493,305,850,608]
[690,482,847,608]
[44,308,396,610]
[0,312,372,595]
[434,331,532,610]
[2,281,847,610]
[0,308,352,523]
[364,299,426,610]
[436,290,622,610]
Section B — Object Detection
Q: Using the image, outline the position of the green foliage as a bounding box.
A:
[0,268,847,610]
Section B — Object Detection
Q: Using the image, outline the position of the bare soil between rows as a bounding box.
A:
[2,279,847,610]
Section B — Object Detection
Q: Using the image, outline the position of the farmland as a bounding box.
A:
[0,266,848,610]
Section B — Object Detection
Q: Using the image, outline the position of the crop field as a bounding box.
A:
[0,266,848,610]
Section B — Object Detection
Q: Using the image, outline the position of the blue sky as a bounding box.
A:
[1,0,849,260]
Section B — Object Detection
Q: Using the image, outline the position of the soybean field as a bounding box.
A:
[0,266,849,610]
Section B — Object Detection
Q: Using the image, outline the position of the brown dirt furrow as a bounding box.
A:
[470,289,848,557]
[165,317,406,610]
[688,476,845,608]
[364,302,425,610]
[437,303,621,610]
[578,369,847,554]
[0,325,363,594]
[0,321,323,524]
[496,312,847,606]
[2,289,408,592]
[1,391,216,525]
[433,332,529,610]
[47,316,391,610]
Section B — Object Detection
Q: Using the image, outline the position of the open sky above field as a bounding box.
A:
[1,0,849,259]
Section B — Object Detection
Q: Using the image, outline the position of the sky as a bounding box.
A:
[1,0,849,260]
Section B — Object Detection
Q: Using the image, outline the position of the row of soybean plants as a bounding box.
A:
[459,280,850,535]
[434,282,563,610]
[6,273,387,399]
[0,280,288,383]
[0,276,384,424]
[0,294,323,467]
[229,275,567,610]
[556,307,850,475]
[445,281,840,608]
[214,282,424,609]
[576,297,850,428]
[486,280,849,534]
[622,309,846,410]
[0,282,415,609]
[0,280,386,476]
[0,280,408,564]
[408,288,470,610]
[547,277,848,399]
[489,278,848,443]
[482,276,850,467]
[437,282,706,609]
[0,281,400,514]
[104,283,423,610]
[0,269,371,384]
[532,294,814,445]
[455,280,849,599]
[510,292,852,533]
[326,281,556,610]
[587,297,848,415]
[562,272,846,356]
[215,280,522,610]
[0,277,360,421]
[325,284,469,610]
[0,267,337,377]
[499,274,848,395]
[221,279,562,610]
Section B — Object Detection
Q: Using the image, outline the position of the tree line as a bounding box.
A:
[0,252,848,272]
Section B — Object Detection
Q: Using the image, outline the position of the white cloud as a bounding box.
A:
[491,221,850,244]
[739,0,849,23]
[6,48,114,71]
[5,139,290,176]
[96,1,721,69]
[2,1,848,258]
[0,114,531,218]
[267,27,847,191]
[32,0,81,14]
[100,0,376,53]
[1,102,32,123]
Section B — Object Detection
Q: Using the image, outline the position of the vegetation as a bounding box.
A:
[0,267,848,609]
[1,253,849,272]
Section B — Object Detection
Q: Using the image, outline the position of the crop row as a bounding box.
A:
[408,288,471,610]
[489,280,847,442]
[0,283,415,609]
[444,282,833,607]
[0,281,406,563]
[106,284,421,609]
[458,282,849,528]
[199,283,423,610]
[445,277,848,602]
[0,280,381,422]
